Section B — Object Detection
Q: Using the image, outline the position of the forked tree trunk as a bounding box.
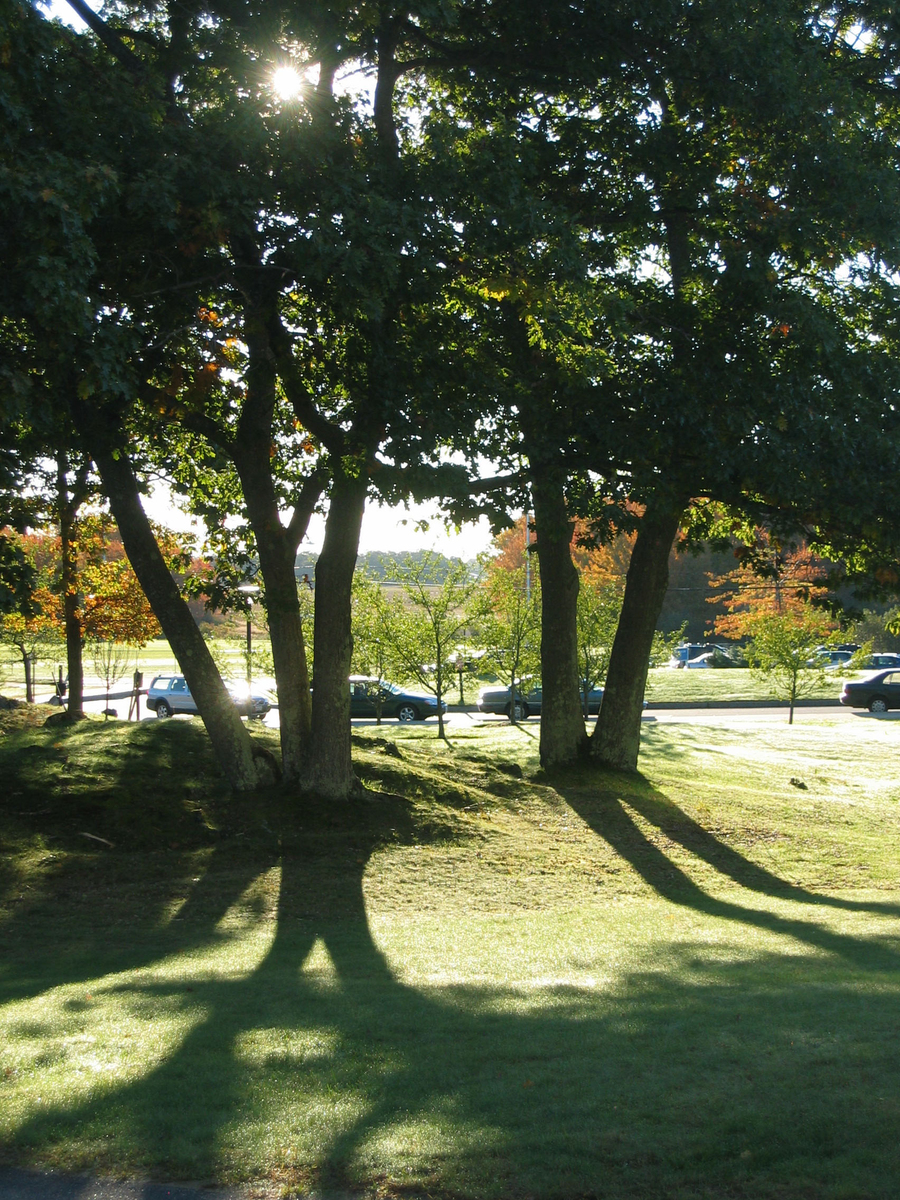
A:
[530,467,588,769]
[303,474,367,798]
[92,446,273,791]
[235,446,312,783]
[590,505,682,771]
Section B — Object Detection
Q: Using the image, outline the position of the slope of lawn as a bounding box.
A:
[1,704,899,1199]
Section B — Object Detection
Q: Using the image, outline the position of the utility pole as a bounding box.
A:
[524,509,531,604]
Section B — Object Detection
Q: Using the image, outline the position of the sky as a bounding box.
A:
[143,485,498,561]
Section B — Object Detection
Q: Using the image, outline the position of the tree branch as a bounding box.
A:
[62,0,147,78]
[178,409,234,452]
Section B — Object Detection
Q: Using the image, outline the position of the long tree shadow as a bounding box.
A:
[7,785,900,1198]
[560,780,900,971]
[6,803,523,1193]
[6,790,425,1189]
[0,720,291,1008]
[612,780,900,916]
[0,838,279,1008]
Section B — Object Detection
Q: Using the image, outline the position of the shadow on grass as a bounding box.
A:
[6,836,900,1199]
[5,728,900,1198]
[0,721,279,1007]
[559,777,900,969]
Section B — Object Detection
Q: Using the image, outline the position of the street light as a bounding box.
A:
[236,583,260,689]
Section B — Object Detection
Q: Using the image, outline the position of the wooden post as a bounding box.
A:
[128,669,143,721]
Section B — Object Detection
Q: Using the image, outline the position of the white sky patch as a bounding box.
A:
[141,481,495,560]
[41,0,89,26]
[305,499,494,560]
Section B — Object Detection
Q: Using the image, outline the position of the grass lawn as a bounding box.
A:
[643,665,846,704]
[1,705,899,1198]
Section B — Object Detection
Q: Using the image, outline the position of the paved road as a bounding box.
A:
[347,702,888,730]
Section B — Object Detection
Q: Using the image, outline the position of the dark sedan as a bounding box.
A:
[477,682,605,721]
[349,677,447,722]
[840,670,900,713]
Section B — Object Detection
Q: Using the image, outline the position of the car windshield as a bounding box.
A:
[381,681,402,694]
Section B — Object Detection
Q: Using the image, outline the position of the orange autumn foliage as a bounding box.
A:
[489,514,635,584]
[709,536,834,640]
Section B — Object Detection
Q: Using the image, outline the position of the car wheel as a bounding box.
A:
[868,697,889,713]
[397,704,418,722]
[156,700,172,719]
[507,701,528,721]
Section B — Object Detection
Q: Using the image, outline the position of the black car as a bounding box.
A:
[477,682,606,720]
[349,677,446,722]
[840,670,900,713]
[477,683,544,720]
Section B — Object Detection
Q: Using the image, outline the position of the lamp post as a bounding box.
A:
[236,583,260,689]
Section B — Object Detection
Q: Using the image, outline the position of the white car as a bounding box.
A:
[146,674,271,720]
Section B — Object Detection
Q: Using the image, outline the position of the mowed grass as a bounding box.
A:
[644,664,845,704]
[1,707,899,1199]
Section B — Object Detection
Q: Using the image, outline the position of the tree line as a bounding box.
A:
[3,0,900,795]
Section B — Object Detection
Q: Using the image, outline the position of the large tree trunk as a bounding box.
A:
[530,466,587,769]
[56,456,84,716]
[234,446,312,784]
[590,504,682,771]
[303,474,366,798]
[92,446,273,791]
[230,283,316,783]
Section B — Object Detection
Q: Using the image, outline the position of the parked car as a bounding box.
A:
[667,643,710,668]
[349,677,447,722]
[807,649,855,669]
[146,674,272,720]
[684,648,742,669]
[862,653,900,669]
[839,670,900,713]
[668,643,742,668]
[477,682,544,720]
[477,682,619,720]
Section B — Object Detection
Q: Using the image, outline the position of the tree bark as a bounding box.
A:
[20,643,34,704]
[590,504,682,771]
[506,299,586,769]
[230,264,317,783]
[92,445,274,791]
[303,473,367,798]
[530,466,588,769]
[233,442,312,784]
